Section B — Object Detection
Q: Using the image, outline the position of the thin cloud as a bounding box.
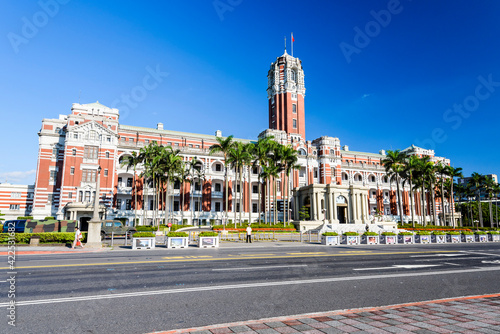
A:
[0,170,36,184]
[361,93,371,99]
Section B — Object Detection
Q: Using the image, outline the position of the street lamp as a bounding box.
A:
[86,166,103,248]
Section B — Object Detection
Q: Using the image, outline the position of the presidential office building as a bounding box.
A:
[0,50,454,227]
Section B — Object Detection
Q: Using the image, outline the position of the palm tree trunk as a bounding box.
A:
[477,192,483,228]
[488,194,493,227]
[431,182,437,226]
[396,176,404,224]
[409,178,415,227]
[451,183,455,228]
[441,178,446,226]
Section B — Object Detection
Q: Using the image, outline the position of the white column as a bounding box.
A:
[329,191,334,223]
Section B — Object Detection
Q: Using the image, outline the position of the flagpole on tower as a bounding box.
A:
[291,32,294,57]
[284,36,287,53]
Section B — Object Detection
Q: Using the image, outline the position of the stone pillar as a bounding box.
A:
[314,191,319,221]
[87,168,103,248]
[328,191,334,223]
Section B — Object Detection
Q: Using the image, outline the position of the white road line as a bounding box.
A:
[353,264,440,271]
[212,265,307,271]
[461,251,500,257]
[443,262,461,266]
[410,254,462,257]
[415,257,488,262]
[6,266,500,308]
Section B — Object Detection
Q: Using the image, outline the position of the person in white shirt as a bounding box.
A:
[71,227,84,249]
[246,225,252,243]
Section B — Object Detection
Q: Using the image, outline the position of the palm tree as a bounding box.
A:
[483,177,496,228]
[121,151,141,226]
[403,155,420,227]
[382,150,407,223]
[209,136,235,228]
[493,182,500,228]
[282,145,299,224]
[187,157,203,226]
[227,142,253,226]
[159,146,183,225]
[470,172,485,228]
[178,164,190,225]
[251,137,273,223]
[435,162,449,226]
[446,166,463,227]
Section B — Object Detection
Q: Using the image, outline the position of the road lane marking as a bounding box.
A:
[212,265,307,271]
[460,251,500,257]
[286,252,326,255]
[353,264,440,271]
[410,254,462,257]
[443,262,461,266]
[482,260,500,264]
[4,266,500,307]
[0,250,459,270]
[415,257,488,262]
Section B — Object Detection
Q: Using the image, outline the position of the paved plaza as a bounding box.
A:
[157,294,500,334]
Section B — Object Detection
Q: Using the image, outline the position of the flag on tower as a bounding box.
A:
[292,33,295,42]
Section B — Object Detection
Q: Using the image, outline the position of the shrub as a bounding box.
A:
[136,226,156,231]
[322,232,338,236]
[44,216,55,220]
[447,231,461,235]
[475,231,488,235]
[167,232,188,237]
[0,232,85,244]
[343,232,359,236]
[462,231,474,235]
[17,216,33,220]
[489,231,500,234]
[363,232,378,236]
[382,232,396,236]
[199,231,218,237]
[415,231,431,235]
[433,231,446,235]
[398,232,413,235]
[132,232,155,237]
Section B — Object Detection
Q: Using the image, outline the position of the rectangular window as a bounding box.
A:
[292,104,297,114]
[236,184,241,193]
[50,170,57,182]
[73,133,78,139]
[174,201,180,212]
[194,201,200,211]
[252,185,258,194]
[236,203,240,212]
[145,139,150,144]
[9,204,20,210]
[68,192,73,199]
[70,167,75,175]
[81,169,96,182]
[293,119,297,129]
[27,204,32,211]
[215,183,221,192]
[127,178,133,187]
[215,164,222,172]
[27,193,33,199]
[118,177,122,186]
[117,199,122,209]
[52,147,59,160]
[194,183,201,191]
[314,168,318,178]
[107,136,111,142]
[130,138,134,142]
[121,137,126,142]
[104,169,108,177]
[149,200,154,210]
[84,146,98,159]
[11,192,21,198]
[72,148,77,156]
[252,203,258,213]
[215,202,221,212]
[126,199,131,210]
[106,152,110,158]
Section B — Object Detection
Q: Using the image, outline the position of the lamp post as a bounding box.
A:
[86,166,103,248]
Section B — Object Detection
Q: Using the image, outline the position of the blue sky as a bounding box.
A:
[1,0,500,185]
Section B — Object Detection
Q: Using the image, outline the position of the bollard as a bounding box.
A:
[111,232,114,247]
[125,231,128,246]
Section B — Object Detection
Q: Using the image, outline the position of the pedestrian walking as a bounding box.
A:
[246,224,252,243]
[71,226,84,249]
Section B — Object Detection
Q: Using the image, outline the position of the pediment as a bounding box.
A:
[72,120,117,137]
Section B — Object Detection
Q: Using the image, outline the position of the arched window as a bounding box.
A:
[298,148,307,156]
[291,70,296,81]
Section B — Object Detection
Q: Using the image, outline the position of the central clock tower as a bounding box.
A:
[267,50,306,140]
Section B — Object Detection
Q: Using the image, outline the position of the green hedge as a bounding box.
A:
[167,232,188,237]
[415,231,431,235]
[382,232,397,236]
[462,231,474,235]
[135,226,156,231]
[322,232,338,236]
[475,231,488,235]
[433,231,446,235]
[363,232,378,236]
[343,232,359,236]
[132,232,155,237]
[447,231,461,235]
[398,232,413,235]
[0,232,86,244]
[199,232,218,237]
[17,216,33,220]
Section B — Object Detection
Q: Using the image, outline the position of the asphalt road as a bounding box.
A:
[1,242,500,334]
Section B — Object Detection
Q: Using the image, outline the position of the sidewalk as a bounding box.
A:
[155,294,500,334]
[0,240,317,255]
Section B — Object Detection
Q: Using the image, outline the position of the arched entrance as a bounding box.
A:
[336,195,348,224]
[80,217,91,231]
[303,196,311,220]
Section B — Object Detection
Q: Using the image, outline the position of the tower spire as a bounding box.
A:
[284,36,287,53]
